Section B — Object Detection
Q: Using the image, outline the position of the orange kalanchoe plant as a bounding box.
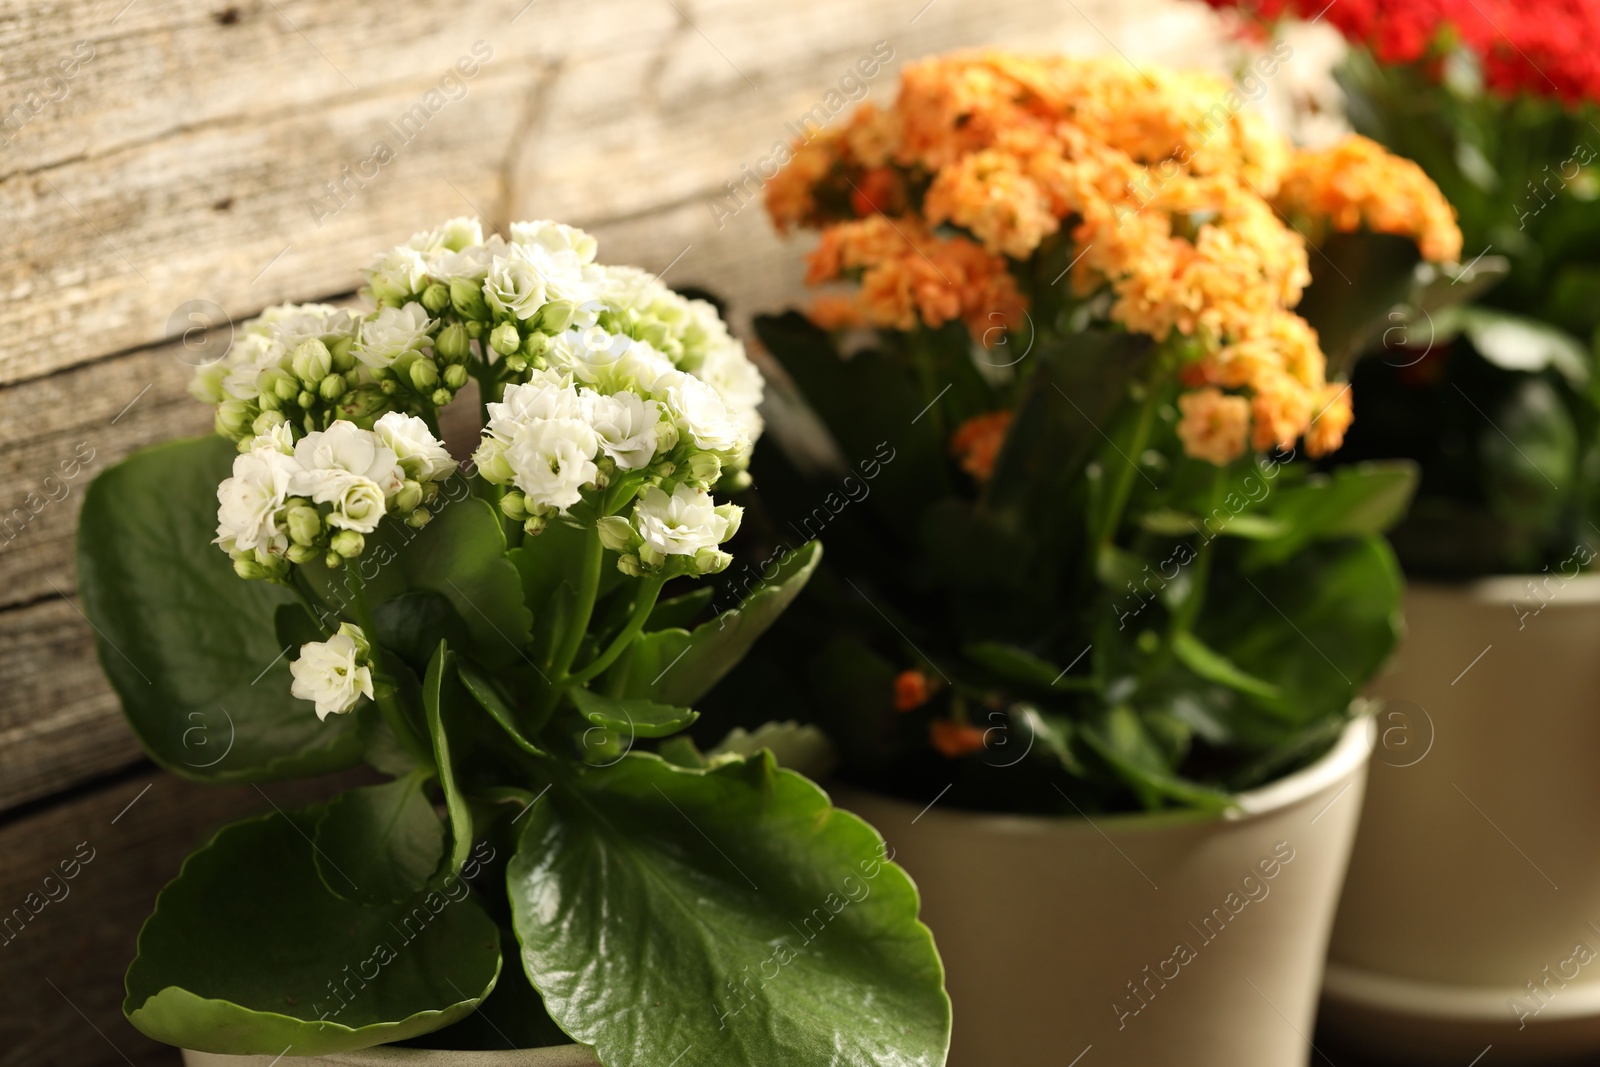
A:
[766,51,1459,466]
[719,51,1458,814]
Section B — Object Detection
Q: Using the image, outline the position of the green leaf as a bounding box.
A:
[1438,305,1590,384]
[709,721,837,778]
[304,496,531,668]
[77,437,362,782]
[1138,508,1287,540]
[1294,231,1422,376]
[313,774,445,905]
[1171,631,1281,703]
[1080,707,1231,813]
[423,643,474,879]
[1242,462,1419,569]
[372,590,471,675]
[507,753,950,1067]
[125,808,500,1054]
[620,541,822,705]
[645,586,714,630]
[963,641,1062,688]
[458,658,548,757]
[568,687,698,739]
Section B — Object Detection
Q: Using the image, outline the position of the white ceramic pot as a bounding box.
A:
[183,1045,597,1066]
[837,715,1374,1067]
[1323,577,1600,1064]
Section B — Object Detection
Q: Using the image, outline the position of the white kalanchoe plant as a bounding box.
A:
[79,217,948,1067]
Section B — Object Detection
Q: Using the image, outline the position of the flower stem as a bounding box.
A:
[565,572,667,688]
[1092,379,1160,550]
[346,569,436,771]
[548,524,604,686]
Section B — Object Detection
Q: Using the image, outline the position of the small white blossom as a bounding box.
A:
[291,422,405,518]
[503,418,599,511]
[583,390,662,470]
[374,412,456,482]
[633,483,733,559]
[354,302,434,369]
[483,373,584,444]
[290,627,374,720]
[408,216,483,254]
[510,219,598,264]
[214,445,297,555]
[484,253,549,320]
[664,375,747,455]
[365,246,430,297]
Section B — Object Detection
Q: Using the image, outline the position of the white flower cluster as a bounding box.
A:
[289,623,374,720]
[214,412,456,580]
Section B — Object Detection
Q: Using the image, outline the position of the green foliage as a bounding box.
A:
[82,431,946,1062]
[702,309,1416,817]
[1329,47,1600,574]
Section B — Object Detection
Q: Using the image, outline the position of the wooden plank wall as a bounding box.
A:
[0,1,1298,1063]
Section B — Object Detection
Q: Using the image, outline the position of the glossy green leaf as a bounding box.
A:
[507,753,950,1067]
[1437,305,1589,383]
[963,641,1062,688]
[313,774,445,905]
[1242,462,1419,569]
[1171,631,1281,703]
[303,496,531,667]
[458,658,548,757]
[568,687,697,739]
[423,643,474,878]
[620,541,822,705]
[76,437,362,782]
[710,721,837,778]
[1294,232,1422,375]
[125,808,500,1054]
[1081,707,1230,813]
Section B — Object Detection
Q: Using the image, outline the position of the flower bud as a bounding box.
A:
[258,388,284,412]
[325,551,344,569]
[217,400,254,438]
[723,469,753,491]
[406,507,432,529]
[596,515,634,552]
[505,354,528,373]
[330,530,365,558]
[286,504,322,547]
[421,283,451,314]
[443,364,469,390]
[329,335,357,372]
[233,557,268,580]
[379,379,399,395]
[616,553,645,578]
[297,390,317,409]
[409,358,440,391]
[430,388,453,407]
[370,272,411,305]
[465,319,486,340]
[337,621,372,661]
[292,339,333,384]
[286,543,320,564]
[693,546,733,575]
[714,503,743,541]
[499,490,529,521]
[685,452,722,485]
[394,480,424,514]
[251,409,287,436]
[478,447,514,484]
[537,300,578,333]
[489,321,521,357]
[523,515,548,536]
[450,277,490,321]
[319,373,347,401]
[338,386,389,421]
[522,332,551,359]
[435,322,470,362]
[265,370,299,402]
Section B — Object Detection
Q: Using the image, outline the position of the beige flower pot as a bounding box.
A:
[1323,577,1600,1064]
[184,1046,597,1066]
[837,715,1374,1067]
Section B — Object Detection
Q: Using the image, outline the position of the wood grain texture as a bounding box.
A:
[0,768,375,1067]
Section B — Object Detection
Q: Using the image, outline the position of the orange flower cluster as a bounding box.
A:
[765,51,1462,466]
[949,410,1013,481]
[1275,136,1464,263]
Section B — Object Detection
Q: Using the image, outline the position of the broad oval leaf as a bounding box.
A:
[568,687,697,739]
[126,807,500,1055]
[507,752,950,1067]
[302,495,531,668]
[620,541,822,705]
[423,643,475,878]
[77,437,362,782]
[313,774,445,905]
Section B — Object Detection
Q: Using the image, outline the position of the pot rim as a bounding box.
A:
[190,1044,598,1065]
[1324,960,1600,1022]
[832,714,1375,837]
[1409,572,1600,606]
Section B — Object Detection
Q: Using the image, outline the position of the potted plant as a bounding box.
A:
[76,218,951,1065]
[699,51,1459,1066]
[1200,2,1600,1059]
